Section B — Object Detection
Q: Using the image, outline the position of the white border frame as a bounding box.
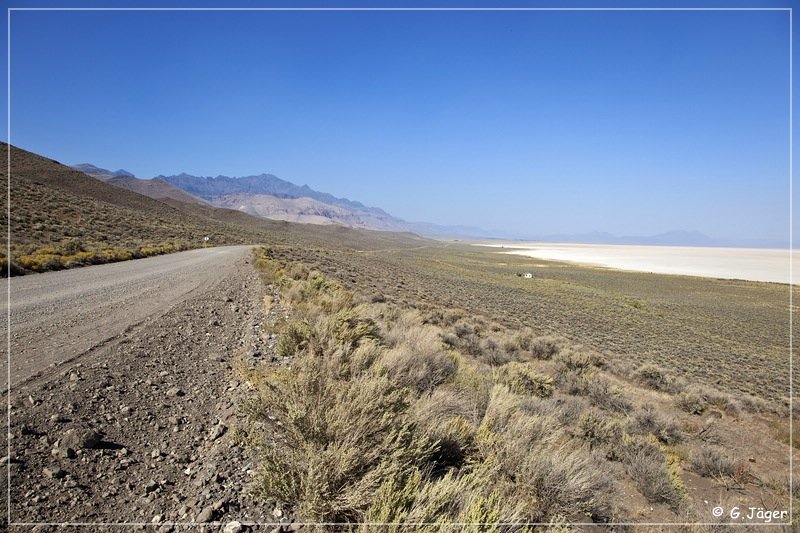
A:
[5,5,794,529]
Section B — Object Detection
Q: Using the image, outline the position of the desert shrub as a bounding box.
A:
[452,360,493,424]
[621,437,685,509]
[676,385,741,418]
[251,353,434,523]
[286,262,310,281]
[520,444,614,522]
[578,409,623,449]
[499,334,522,357]
[528,336,564,360]
[676,390,707,415]
[553,395,590,426]
[479,337,512,366]
[555,348,604,371]
[690,446,735,478]
[443,319,484,356]
[326,308,379,347]
[736,393,768,414]
[629,404,683,445]
[494,362,554,398]
[425,415,478,471]
[276,320,314,358]
[423,308,466,328]
[348,339,384,378]
[703,389,741,417]
[381,326,457,395]
[555,367,589,396]
[383,309,425,348]
[586,375,632,414]
[634,363,684,393]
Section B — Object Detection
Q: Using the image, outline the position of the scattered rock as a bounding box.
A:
[166,387,184,398]
[195,505,215,523]
[212,497,227,511]
[209,423,227,441]
[63,427,103,450]
[55,446,76,459]
[43,465,66,479]
[224,521,244,533]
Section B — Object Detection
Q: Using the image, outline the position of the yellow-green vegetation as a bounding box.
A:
[236,248,796,529]
[6,240,191,273]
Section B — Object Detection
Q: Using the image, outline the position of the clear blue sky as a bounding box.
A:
[2,2,795,245]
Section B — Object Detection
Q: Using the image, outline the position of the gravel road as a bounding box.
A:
[2,246,254,390]
[3,246,288,530]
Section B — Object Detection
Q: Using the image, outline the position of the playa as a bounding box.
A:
[480,242,797,284]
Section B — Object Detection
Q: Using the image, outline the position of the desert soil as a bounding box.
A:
[2,247,291,531]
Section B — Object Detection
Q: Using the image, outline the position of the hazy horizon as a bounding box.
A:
[3,4,794,244]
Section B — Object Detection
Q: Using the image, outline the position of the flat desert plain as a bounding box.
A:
[480,242,799,284]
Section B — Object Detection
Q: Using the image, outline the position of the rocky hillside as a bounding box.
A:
[211,193,406,230]
[159,172,382,214]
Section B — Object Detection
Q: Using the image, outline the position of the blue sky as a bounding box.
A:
[2,2,795,245]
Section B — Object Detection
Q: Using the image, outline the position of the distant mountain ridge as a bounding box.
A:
[71,163,134,181]
[157,173,386,215]
[155,172,510,238]
[72,163,780,247]
[71,165,209,205]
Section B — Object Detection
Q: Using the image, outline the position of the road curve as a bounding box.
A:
[1,245,254,390]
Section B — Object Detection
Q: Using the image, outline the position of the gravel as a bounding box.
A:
[3,248,289,529]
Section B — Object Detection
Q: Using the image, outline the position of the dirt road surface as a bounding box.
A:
[2,246,287,530]
[2,246,253,390]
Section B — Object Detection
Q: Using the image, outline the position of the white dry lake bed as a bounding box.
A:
[478,242,799,284]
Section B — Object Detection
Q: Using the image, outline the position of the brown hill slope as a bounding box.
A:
[0,143,429,274]
[1,143,277,273]
[106,175,209,205]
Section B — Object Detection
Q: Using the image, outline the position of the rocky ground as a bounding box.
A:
[3,252,295,531]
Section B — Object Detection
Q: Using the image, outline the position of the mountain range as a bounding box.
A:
[69,163,784,248]
[71,165,503,239]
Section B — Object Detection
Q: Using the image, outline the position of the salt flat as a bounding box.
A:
[479,242,798,284]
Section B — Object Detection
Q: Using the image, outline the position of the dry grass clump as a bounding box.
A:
[250,355,432,523]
